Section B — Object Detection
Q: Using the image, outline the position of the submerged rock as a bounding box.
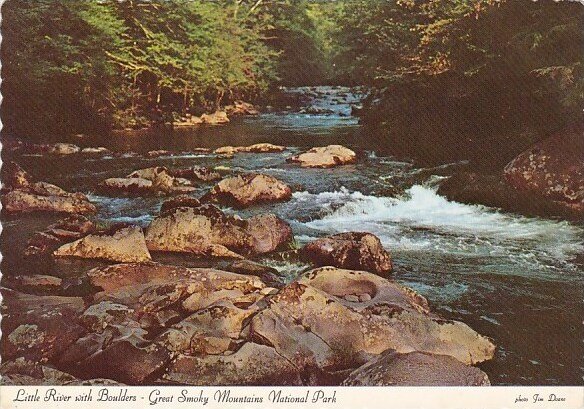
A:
[202,173,292,208]
[54,224,151,263]
[342,351,490,386]
[301,232,392,276]
[504,122,584,217]
[288,145,356,168]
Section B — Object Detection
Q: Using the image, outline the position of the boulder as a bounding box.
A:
[168,166,222,182]
[159,195,201,214]
[249,267,495,382]
[99,166,196,196]
[504,122,584,216]
[85,263,266,308]
[162,342,302,385]
[145,206,251,258]
[145,204,292,258]
[246,213,293,254]
[1,289,86,362]
[24,214,95,257]
[301,232,392,277]
[49,143,81,155]
[2,186,96,214]
[146,150,171,158]
[214,143,286,155]
[156,300,256,355]
[2,161,33,190]
[200,111,229,125]
[99,177,154,194]
[60,336,170,385]
[202,173,292,208]
[1,163,96,214]
[437,172,573,218]
[9,275,63,292]
[54,224,151,263]
[342,351,490,386]
[288,145,356,168]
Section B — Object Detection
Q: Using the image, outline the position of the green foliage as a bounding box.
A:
[2,0,582,145]
[1,0,126,135]
[1,0,284,134]
[331,0,584,160]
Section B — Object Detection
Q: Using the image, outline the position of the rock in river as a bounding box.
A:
[288,145,356,168]
[145,203,293,258]
[504,121,584,216]
[24,214,95,257]
[202,173,292,208]
[49,143,81,155]
[214,143,285,155]
[301,232,392,276]
[1,162,96,214]
[250,267,495,383]
[54,224,152,263]
[99,166,196,196]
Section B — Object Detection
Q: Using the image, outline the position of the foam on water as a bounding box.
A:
[293,185,584,280]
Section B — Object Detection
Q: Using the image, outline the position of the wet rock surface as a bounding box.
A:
[99,166,197,196]
[214,143,285,155]
[250,267,494,383]
[1,162,96,214]
[0,259,495,386]
[288,145,356,168]
[504,122,584,217]
[24,214,95,257]
[202,173,292,208]
[301,232,392,276]
[54,224,152,263]
[145,203,293,258]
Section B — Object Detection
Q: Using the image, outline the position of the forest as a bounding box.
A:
[2,0,583,147]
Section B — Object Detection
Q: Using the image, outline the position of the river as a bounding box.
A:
[2,86,583,385]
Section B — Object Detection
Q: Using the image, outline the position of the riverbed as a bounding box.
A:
[1,86,583,385]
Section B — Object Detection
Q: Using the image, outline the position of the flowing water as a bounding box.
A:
[1,86,583,385]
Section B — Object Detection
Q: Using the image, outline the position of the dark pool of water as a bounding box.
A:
[1,86,583,385]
